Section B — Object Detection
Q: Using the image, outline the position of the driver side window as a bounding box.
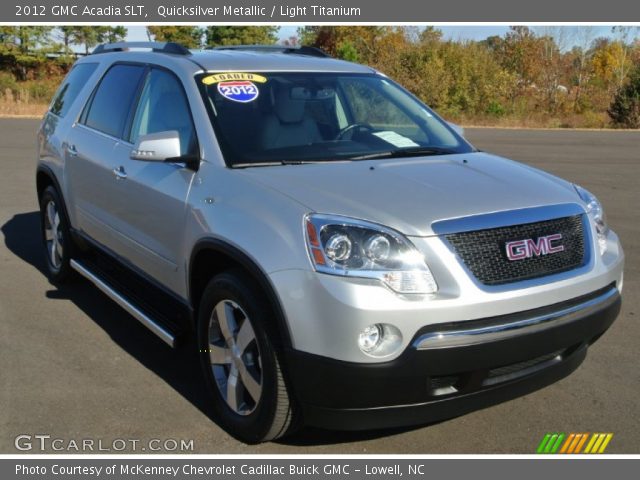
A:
[129,68,197,157]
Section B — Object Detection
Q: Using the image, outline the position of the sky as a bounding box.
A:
[125,25,623,45]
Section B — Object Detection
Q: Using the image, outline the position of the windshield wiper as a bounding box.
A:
[232,147,460,167]
[232,159,328,168]
[348,146,459,161]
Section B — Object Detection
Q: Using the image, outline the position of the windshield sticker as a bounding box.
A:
[218,81,260,103]
[373,131,420,148]
[203,72,267,85]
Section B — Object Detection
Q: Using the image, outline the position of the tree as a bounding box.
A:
[0,27,53,53]
[535,27,572,113]
[496,27,543,91]
[65,27,101,54]
[58,27,75,50]
[0,27,55,80]
[205,27,279,47]
[281,36,299,47]
[480,35,504,53]
[297,26,405,63]
[419,26,443,45]
[608,64,640,128]
[592,39,627,93]
[101,26,127,44]
[571,27,597,111]
[611,27,635,90]
[57,27,127,54]
[491,27,553,113]
[147,26,203,48]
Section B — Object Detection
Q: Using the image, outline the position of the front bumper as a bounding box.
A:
[285,284,621,430]
[270,228,623,364]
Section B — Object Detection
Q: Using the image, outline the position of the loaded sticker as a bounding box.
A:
[202,73,267,103]
[202,72,268,85]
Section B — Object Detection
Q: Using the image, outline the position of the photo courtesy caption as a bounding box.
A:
[16,463,417,476]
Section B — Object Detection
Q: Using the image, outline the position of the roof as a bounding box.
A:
[190,50,372,73]
[86,42,374,74]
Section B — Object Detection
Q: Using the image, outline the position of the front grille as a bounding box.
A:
[428,348,568,395]
[487,350,563,379]
[446,215,586,285]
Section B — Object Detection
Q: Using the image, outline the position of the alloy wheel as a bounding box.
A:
[208,299,263,415]
[44,200,63,269]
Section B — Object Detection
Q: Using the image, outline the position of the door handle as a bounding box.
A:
[67,144,78,157]
[112,166,127,180]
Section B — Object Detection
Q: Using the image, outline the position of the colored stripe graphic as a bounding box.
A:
[568,433,584,453]
[574,433,589,453]
[559,433,575,453]
[550,433,565,453]
[584,433,614,454]
[598,434,613,453]
[544,434,558,453]
[584,433,598,453]
[537,433,566,453]
[537,433,552,453]
[537,433,613,454]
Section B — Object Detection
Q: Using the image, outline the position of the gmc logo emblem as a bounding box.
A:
[505,234,565,261]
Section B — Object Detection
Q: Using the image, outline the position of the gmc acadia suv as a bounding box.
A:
[36,42,624,443]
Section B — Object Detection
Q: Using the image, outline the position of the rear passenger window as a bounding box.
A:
[129,68,197,156]
[50,63,98,118]
[83,64,145,138]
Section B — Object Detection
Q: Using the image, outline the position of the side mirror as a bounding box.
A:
[447,122,465,138]
[130,131,181,162]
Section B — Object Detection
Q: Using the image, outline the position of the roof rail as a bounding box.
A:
[210,45,330,58]
[92,42,191,56]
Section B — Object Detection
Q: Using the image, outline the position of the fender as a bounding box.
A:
[189,238,293,349]
[36,164,72,228]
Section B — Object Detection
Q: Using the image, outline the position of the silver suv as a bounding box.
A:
[37,42,624,443]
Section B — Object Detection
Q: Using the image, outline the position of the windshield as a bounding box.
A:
[196,72,475,167]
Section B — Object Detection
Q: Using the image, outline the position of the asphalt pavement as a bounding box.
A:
[1,119,638,453]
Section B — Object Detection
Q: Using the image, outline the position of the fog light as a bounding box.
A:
[358,324,382,353]
[357,324,403,357]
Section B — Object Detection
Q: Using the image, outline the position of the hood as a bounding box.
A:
[239,152,582,236]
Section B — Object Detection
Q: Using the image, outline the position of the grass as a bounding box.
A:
[450,111,614,129]
[0,99,47,117]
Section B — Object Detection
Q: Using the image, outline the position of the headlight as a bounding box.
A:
[305,214,438,294]
[574,185,608,255]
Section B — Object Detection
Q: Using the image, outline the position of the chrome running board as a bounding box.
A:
[70,259,176,347]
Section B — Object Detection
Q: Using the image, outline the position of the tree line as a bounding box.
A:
[298,26,640,128]
[0,26,638,127]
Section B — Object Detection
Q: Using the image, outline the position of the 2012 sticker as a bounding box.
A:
[217,81,259,103]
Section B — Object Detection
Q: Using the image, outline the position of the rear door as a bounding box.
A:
[65,63,146,249]
[39,62,100,196]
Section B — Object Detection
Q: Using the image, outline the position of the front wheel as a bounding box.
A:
[197,269,297,443]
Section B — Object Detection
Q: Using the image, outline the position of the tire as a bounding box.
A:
[197,269,297,443]
[39,185,74,283]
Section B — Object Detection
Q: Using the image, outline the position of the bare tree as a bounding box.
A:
[536,26,571,112]
[573,26,597,111]
[611,26,637,89]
